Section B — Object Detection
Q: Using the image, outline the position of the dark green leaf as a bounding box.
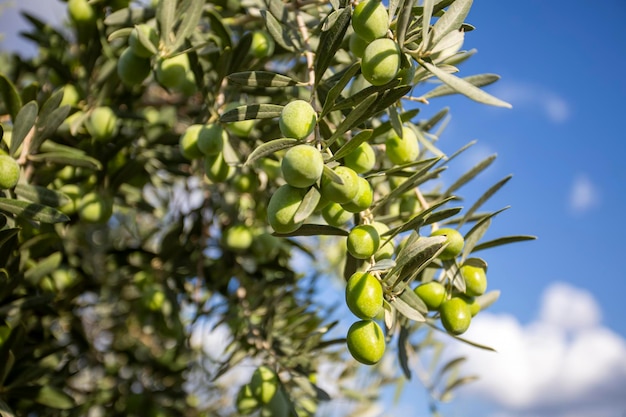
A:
[320,61,361,118]
[396,0,416,48]
[227,71,301,88]
[0,198,69,224]
[32,106,71,153]
[0,74,22,121]
[261,9,297,52]
[325,94,378,146]
[314,7,351,86]
[220,104,283,122]
[14,184,70,207]
[461,207,509,262]
[471,235,537,252]
[444,153,497,196]
[423,207,462,225]
[10,101,38,156]
[418,106,449,132]
[398,325,412,379]
[245,138,297,166]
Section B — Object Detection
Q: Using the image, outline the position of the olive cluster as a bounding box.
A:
[415,228,489,335]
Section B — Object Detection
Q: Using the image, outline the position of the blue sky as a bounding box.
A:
[2,1,626,416]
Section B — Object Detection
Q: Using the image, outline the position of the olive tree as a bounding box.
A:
[0,0,534,415]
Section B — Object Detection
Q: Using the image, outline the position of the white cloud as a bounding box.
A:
[446,282,626,417]
[493,82,571,124]
[568,174,600,214]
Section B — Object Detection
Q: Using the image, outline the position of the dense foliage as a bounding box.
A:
[0,0,534,415]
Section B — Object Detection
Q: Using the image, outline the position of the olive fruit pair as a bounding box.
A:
[236,366,287,416]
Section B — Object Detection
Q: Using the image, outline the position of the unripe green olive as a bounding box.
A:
[129,24,158,58]
[346,319,385,365]
[223,224,254,251]
[60,84,80,107]
[267,184,307,234]
[279,100,317,140]
[385,126,419,165]
[440,297,471,335]
[156,53,191,90]
[78,192,113,223]
[430,228,464,260]
[143,287,165,311]
[85,107,118,141]
[320,166,359,204]
[351,0,389,42]
[348,32,369,58]
[342,176,373,213]
[196,124,227,156]
[321,202,352,227]
[204,152,233,183]
[250,30,275,59]
[68,0,96,27]
[347,224,380,259]
[361,38,401,86]
[414,281,446,310]
[281,144,324,188]
[236,384,259,415]
[459,294,481,317]
[250,366,279,405]
[345,271,383,319]
[371,221,394,260]
[344,141,376,174]
[179,126,205,160]
[117,47,151,86]
[460,261,487,296]
[0,155,20,189]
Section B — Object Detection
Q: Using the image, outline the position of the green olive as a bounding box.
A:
[361,38,401,86]
[346,319,385,365]
[204,152,233,183]
[267,184,307,234]
[440,297,471,335]
[117,47,151,87]
[250,30,276,59]
[321,202,353,227]
[250,366,279,405]
[342,176,373,213]
[385,126,419,165]
[0,155,20,189]
[128,24,158,58]
[460,261,487,296]
[370,221,395,260]
[236,384,259,415]
[351,0,389,42]
[320,166,359,204]
[345,271,383,319]
[85,106,118,141]
[430,228,464,260]
[344,141,376,174]
[78,192,113,223]
[414,281,446,311]
[346,224,380,259]
[281,144,324,188]
[223,224,254,251]
[279,100,317,140]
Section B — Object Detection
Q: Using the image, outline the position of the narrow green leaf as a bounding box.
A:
[471,235,537,252]
[0,74,22,121]
[266,0,288,22]
[322,165,345,185]
[413,126,445,159]
[329,130,372,162]
[326,94,378,146]
[430,0,473,48]
[134,25,158,56]
[157,0,177,49]
[104,7,154,26]
[320,61,361,118]
[206,9,233,49]
[461,207,509,262]
[34,386,75,410]
[227,71,301,88]
[458,175,512,228]
[387,233,444,281]
[293,187,321,224]
[368,258,396,272]
[474,289,500,311]
[434,357,467,388]
[220,104,283,122]
[107,27,133,42]
[398,325,412,379]
[32,106,71,153]
[368,85,412,119]
[274,224,349,237]
[39,89,64,120]
[391,296,425,322]
[314,7,351,86]
[398,286,428,314]
[0,198,69,224]
[0,228,19,248]
[396,0,416,48]
[24,252,62,285]
[423,73,500,99]
[10,101,38,156]
[444,153,497,196]
[419,59,512,108]
[418,106,449,131]
[14,184,70,207]
[423,207,462,225]
[421,0,435,51]
[441,375,480,400]
[28,152,103,170]
[391,196,457,239]
[261,9,296,52]
[245,138,297,166]
[172,0,204,51]
[0,398,15,417]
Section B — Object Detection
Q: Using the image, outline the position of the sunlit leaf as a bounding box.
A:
[0,198,69,224]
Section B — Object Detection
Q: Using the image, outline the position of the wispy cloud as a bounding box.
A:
[447,282,626,417]
[568,174,600,214]
[493,81,571,124]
